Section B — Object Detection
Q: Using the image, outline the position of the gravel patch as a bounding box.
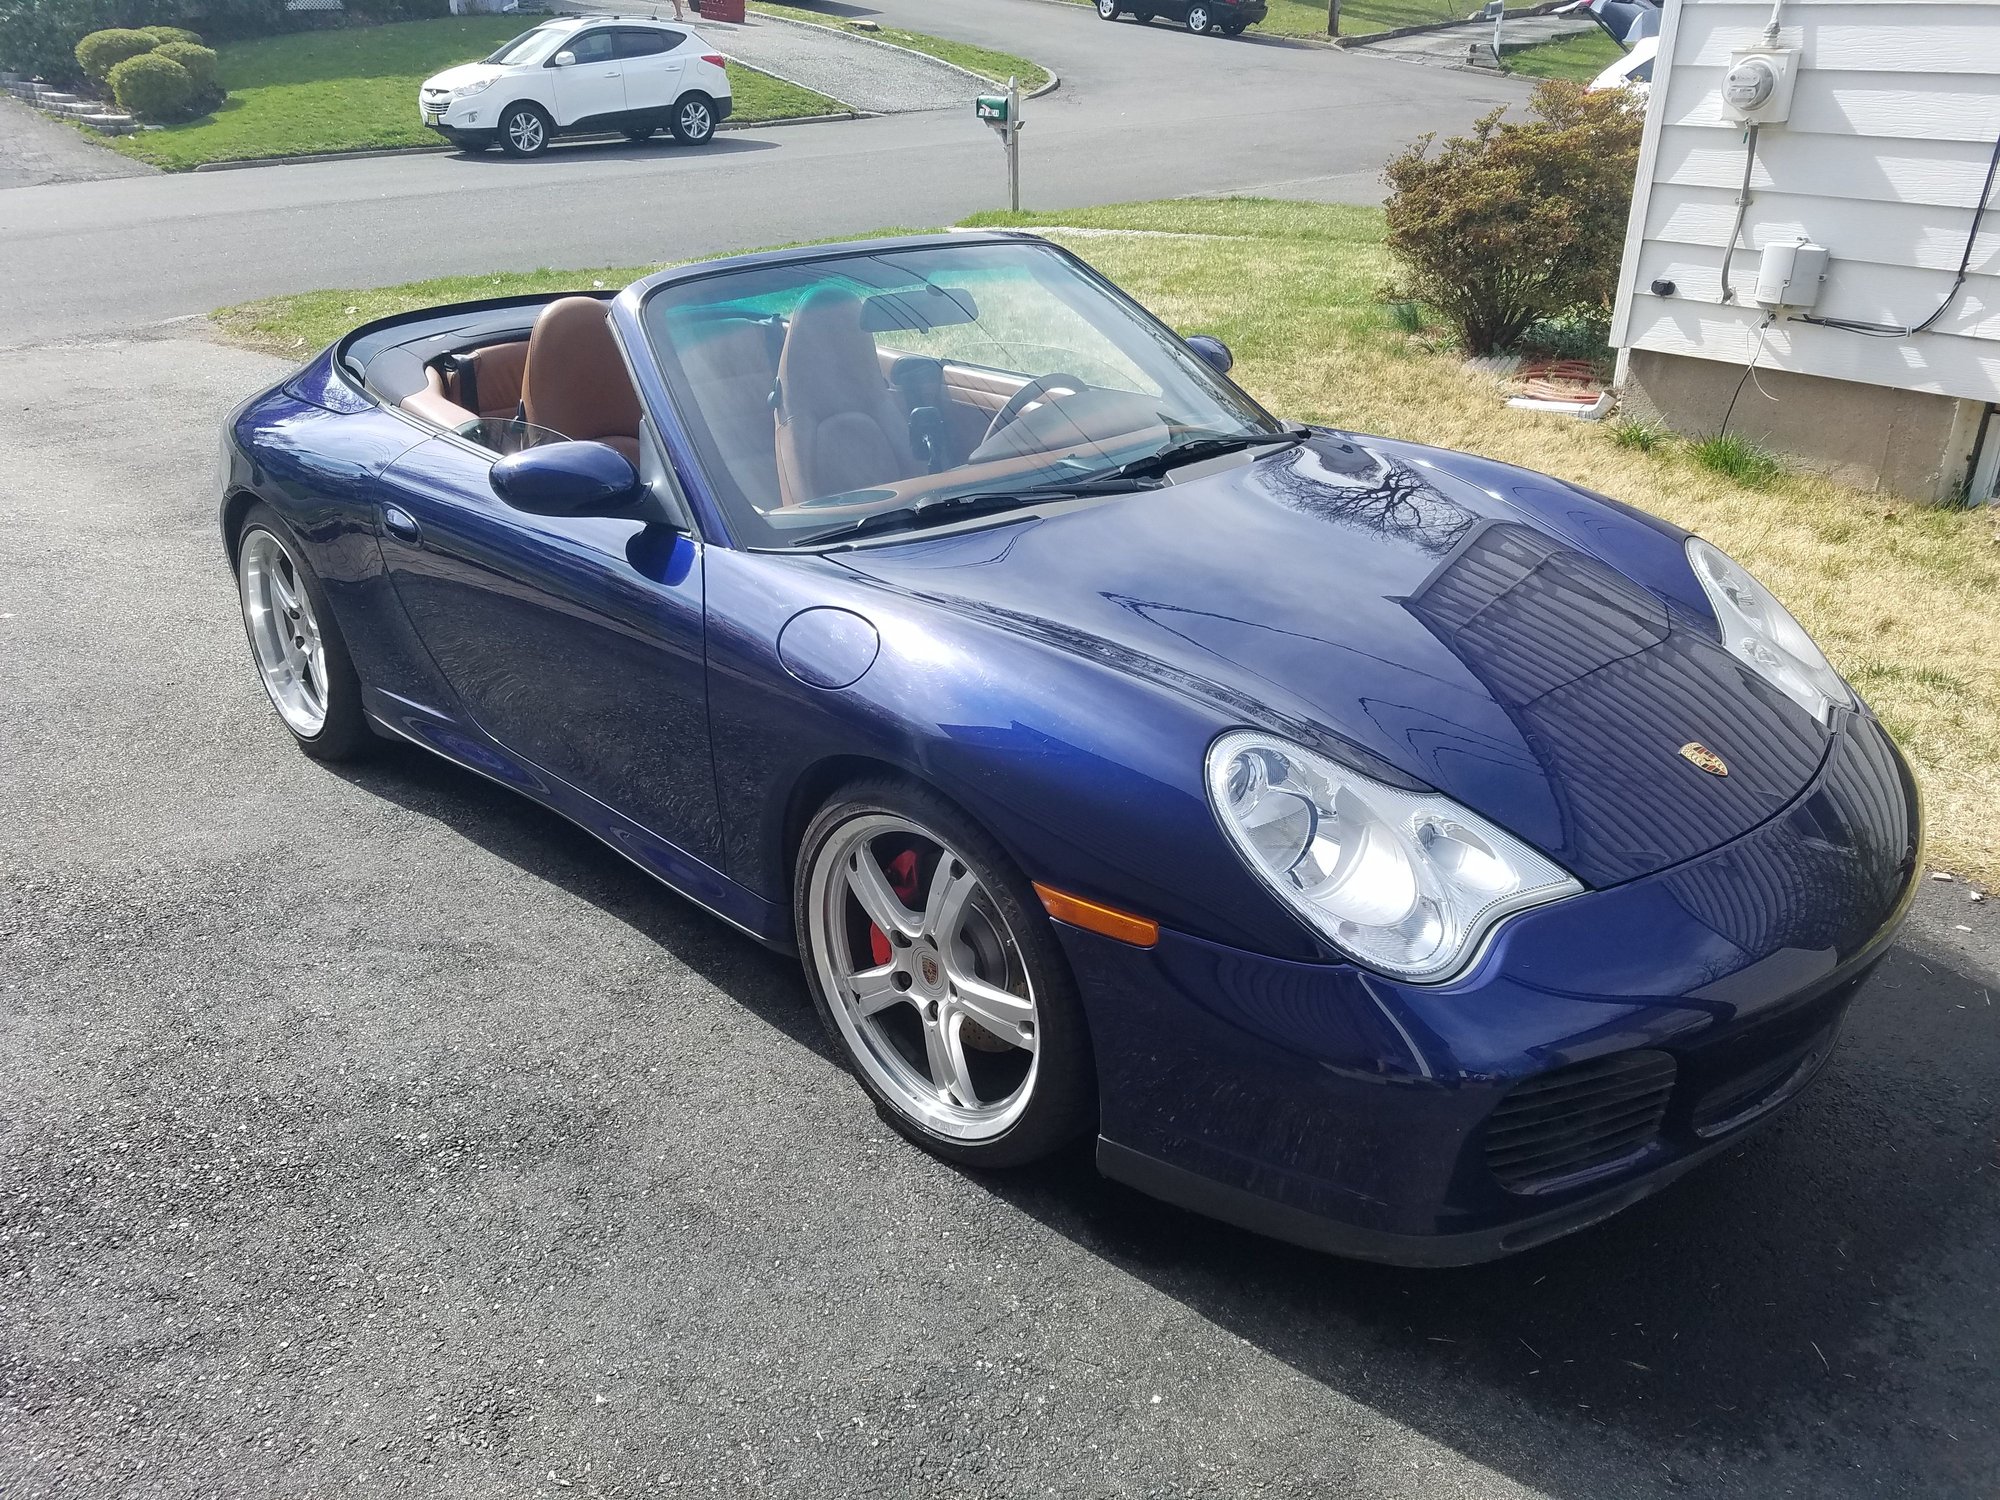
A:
[0,96,155,189]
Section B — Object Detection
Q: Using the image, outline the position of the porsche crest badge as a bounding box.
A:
[1678,741,1729,777]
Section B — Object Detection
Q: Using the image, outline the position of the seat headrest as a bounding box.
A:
[778,288,886,421]
[521,296,642,446]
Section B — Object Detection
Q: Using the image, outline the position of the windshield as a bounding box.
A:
[639,239,1282,547]
[483,24,568,65]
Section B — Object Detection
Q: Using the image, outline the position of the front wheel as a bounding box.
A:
[1095,0,1119,16]
[1186,3,1215,31]
[233,506,370,761]
[671,92,716,144]
[498,102,551,156]
[796,779,1096,1168]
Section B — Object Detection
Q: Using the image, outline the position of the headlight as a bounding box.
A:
[1685,537,1851,724]
[454,77,495,98]
[1205,732,1581,983]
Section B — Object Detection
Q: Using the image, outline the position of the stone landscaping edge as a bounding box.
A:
[186,110,870,172]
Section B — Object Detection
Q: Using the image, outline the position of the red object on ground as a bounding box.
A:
[698,0,745,24]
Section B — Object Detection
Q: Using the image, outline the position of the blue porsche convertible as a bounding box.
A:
[219,232,1920,1265]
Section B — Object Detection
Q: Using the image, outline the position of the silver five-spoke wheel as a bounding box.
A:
[238,527,328,737]
[807,812,1041,1142]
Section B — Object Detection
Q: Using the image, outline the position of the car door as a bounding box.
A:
[371,430,723,867]
[615,27,683,116]
[549,27,625,128]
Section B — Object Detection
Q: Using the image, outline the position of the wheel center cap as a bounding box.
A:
[918,952,941,989]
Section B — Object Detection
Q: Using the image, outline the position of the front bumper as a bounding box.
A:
[1064,712,1920,1265]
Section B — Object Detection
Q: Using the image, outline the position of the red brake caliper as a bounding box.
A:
[867,849,921,966]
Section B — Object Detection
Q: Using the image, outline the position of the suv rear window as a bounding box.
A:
[616,28,677,57]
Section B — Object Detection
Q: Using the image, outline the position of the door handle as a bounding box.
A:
[382,505,421,544]
[605,68,621,76]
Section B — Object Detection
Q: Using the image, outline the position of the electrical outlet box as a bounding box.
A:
[1722,46,1799,124]
[1754,239,1829,312]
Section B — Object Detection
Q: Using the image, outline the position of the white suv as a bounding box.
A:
[419,16,732,156]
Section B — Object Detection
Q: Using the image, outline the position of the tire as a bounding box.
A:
[1095,0,1119,16]
[623,122,657,142]
[670,92,716,145]
[498,102,551,157]
[1222,22,1245,34]
[795,777,1096,1168]
[442,130,489,152]
[1186,3,1214,31]
[1133,7,1153,19]
[232,504,370,762]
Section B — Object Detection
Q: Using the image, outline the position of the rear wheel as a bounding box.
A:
[671,92,716,144]
[233,506,370,762]
[498,102,551,156]
[796,779,1095,1168]
[623,122,657,142]
[1186,3,1215,31]
[1222,21,1245,34]
[1095,0,1119,16]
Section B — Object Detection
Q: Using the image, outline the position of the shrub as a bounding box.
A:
[1382,80,1644,354]
[141,22,199,42]
[107,45,192,117]
[74,23,152,80]
[152,35,212,88]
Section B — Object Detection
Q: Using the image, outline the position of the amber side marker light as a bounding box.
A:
[1033,883,1160,948]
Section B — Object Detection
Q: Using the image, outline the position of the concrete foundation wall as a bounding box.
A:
[1620,349,1986,504]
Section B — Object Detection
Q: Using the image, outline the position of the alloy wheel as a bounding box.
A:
[506,109,545,153]
[1187,4,1211,30]
[806,813,1041,1142]
[1096,0,1118,16]
[238,528,328,737]
[678,99,713,141]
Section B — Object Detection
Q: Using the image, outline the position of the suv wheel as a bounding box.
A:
[671,93,716,144]
[499,102,551,156]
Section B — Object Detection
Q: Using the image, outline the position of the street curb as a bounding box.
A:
[1331,1,1573,48]
[183,108,867,171]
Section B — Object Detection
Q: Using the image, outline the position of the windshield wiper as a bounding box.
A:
[1085,427,1310,486]
[808,475,1161,548]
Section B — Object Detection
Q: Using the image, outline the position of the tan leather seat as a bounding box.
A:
[455,341,529,422]
[520,297,643,465]
[774,288,914,506]
[680,320,781,509]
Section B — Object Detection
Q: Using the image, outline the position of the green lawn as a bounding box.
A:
[108,16,842,170]
[211,196,2000,887]
[1502,27,1623,81]
[748,1,1050,91]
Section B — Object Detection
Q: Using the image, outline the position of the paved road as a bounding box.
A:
[2,330,1998,1500]
[0,0,1527,348]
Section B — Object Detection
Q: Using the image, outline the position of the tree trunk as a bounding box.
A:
[1326,0,1341,37]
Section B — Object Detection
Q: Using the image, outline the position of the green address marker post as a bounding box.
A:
[975,77,1023,213]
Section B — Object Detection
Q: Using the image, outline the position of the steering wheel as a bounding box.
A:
[982,372,1090,447]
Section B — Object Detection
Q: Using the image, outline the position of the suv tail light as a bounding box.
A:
[701,53,726,67]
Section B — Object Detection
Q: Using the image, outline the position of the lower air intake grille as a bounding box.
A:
[1485,1050,1677,1193]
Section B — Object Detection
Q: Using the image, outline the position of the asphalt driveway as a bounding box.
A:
[2,331,1996,1498]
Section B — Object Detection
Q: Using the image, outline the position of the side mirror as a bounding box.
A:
[550,49,576,67]
[491,440,641,517]
[1185,335,1233,376]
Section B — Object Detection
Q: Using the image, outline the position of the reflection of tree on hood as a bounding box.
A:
[1261,437,1479,559]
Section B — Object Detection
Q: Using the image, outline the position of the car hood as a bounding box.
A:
[423,63,502,91]
[831,434,1830,889]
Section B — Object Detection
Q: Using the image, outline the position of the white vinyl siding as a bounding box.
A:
[1612,0,2000,405]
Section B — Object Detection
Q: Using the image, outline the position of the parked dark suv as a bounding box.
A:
[1096,0,1267,36]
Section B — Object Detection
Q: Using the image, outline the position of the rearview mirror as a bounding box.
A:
[1185,335,1233,376]
[551,49,576,67]
[491,440,641,517]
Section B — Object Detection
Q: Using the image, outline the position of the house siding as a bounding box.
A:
[1611,0,2000,410]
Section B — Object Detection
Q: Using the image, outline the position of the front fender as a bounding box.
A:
[703,545,1324,961]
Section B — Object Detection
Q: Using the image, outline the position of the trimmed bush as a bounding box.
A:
[142,22,200,43]
[74,23,152,81]
[1382,80,1644,354]
[152,36,213,88]
[107,46,192,117]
